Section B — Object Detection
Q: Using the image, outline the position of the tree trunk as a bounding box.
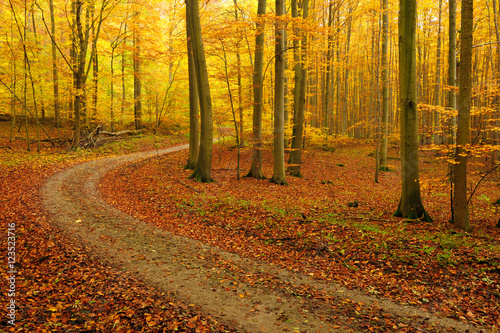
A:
[448,0,457,144]
[491,0,500,163]
[343,2,352,136]
[394,0,431,221]
[323,1,334,132]
[247,0,267,179]
[433,0,442,145]
[452,0,473,231]
[288,0,309,177]
[110,48,115,132]
[271,0,287,185]
[186,0,199,170]
[187,0,213,182]
[71,0,86,149]
[133,17,142,130]
[379,0,389,170]
[49,0,60,128]
[121,23,127,125]
[234,0,244,147]
[91,4,98,124]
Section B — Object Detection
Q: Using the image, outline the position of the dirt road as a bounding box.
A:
[41,145,481,332]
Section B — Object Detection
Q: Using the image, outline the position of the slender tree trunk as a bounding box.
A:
[453,0,473,231]
[323,1,334,132]
[91,4,98,124]
[187,0,213,182]
[133,14,142,130]
[380,0,389,170]
[10,12,16,142]
[220,42,240,179]
[448,0,457,144]
[121,23,127,125]
[110,48,115,132]
[343,3,352,136]
[271,0,287,185]
[447,0,458,221]
[247,0,267,179]
[234,0,244,147]
[490,0,500,163]
[49,0,60,128]
[394,0,431,221]
[71,0,86,149]
[433,0,442,145]
[186,0,199,170]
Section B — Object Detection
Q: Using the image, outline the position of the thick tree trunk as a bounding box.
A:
[247,0,267,179]
[187,0,213,182]
[270,0,287,185]
[453,0,473,231]
[185,1,199,170]
[394,0,431,221]
[288,0,309,177]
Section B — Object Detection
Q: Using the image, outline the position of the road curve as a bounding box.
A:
[41,144,480,333]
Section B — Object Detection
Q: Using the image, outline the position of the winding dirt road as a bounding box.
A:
[41,145,481,332]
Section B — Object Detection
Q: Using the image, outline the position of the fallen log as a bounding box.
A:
[100,129,147,136]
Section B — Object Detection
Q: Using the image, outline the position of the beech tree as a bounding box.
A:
[132,4,142,130]
[186,0,213,182]
[185,0,199,171]
[394,0,431,221]
[288,0,309,177]
[453,0,473,231]
[247,0,267,179]
[49,0,60,128]
[271,0,287,185]
[379,0,389,170]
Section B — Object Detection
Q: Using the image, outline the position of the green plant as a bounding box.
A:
[437,250,456,266]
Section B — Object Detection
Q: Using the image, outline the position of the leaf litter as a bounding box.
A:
[99,141,499,331]
[1,128,498,332]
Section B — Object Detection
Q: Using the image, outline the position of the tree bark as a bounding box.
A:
[394,0,431,221]
[133,11,142,130]
[288,0,309,177]
[247,0,267,179]
[270,0,287,185]
[433,0,442,145]
[380,0,389,169]
[49,0,60,128]
[448,0,457,144]
[185,0,199,170]
[187,0,213,182]
[71,0,85,149]
[452,0,473,231]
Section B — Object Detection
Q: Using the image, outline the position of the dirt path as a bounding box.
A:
[41,145,482,332]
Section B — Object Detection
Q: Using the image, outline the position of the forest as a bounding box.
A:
[0,0,499,331]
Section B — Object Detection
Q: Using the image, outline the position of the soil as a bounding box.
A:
[40,144,486,332]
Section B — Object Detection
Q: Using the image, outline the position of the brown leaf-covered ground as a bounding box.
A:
[0,124,236,332]
[1,120,499,332]
[100,139,500,331]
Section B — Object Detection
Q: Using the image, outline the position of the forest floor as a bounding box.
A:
[0,122,499,332]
